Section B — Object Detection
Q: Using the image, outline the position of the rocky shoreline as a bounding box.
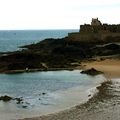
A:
[0,37,120,74]
[1,68,75,74]
[0,18,120,120]
[19,79,120,120]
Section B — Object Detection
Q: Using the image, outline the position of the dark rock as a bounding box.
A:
[42,92,46,95]
[104,43,120,50]
[81,68,103,76]
[14,97,23,104]
[22,105,27,108]
[0,95,12,102]
[88,94,91,97]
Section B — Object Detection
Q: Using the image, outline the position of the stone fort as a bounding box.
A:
[67,18,120,42]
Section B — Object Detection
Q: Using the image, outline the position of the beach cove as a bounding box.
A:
[0,18,120,120]
[19,58,120,120]
[0,70,106,120]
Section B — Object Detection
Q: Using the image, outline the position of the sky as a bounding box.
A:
[0,0,120,30]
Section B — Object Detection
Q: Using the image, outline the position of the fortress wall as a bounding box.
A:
[80,25,120,33]
[67,32,120,43]
[101,33,120,41]
[80,25,105,33]
[67,22,120,43]
[80,25,93,33]
[68,32,90,42]
[104,25,120,32]
[67,32,101,42]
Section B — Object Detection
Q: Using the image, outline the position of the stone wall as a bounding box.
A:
[80,24,120,33]
[101,32,120,41]
[67,32,101,42]
[66,23,120,43]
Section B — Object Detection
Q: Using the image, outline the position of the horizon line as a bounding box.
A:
[0,28,79,31]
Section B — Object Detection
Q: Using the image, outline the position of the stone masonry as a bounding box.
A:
[67,18,120,43]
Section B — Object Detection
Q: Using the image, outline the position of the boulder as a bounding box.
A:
[81,68,103,76]
[0,95,12,102]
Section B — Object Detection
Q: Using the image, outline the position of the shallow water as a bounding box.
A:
[0,70,105,120]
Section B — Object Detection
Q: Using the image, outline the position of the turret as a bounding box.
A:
[91,18,102,26]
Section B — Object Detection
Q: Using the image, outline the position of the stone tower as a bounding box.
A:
[91,18,102,25]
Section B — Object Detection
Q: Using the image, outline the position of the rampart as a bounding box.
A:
[80,24,120,33]
[67,18,120,43]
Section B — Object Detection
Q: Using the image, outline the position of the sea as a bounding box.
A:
[0,30,114,120]
[0,29,78,52]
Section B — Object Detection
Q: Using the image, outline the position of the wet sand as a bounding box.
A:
[19,58,120,120]
[81,58,120,78]
[20,104,120,120]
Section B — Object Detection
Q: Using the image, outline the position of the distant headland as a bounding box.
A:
[67,18,120,42]
[0,18,120,73]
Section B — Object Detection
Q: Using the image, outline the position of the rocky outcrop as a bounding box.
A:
[0,95,12,102]
[0,37,120,73]
[81,68,103,76]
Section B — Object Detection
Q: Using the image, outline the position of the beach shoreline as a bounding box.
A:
[18,58,120,120]
[81,58,120,78]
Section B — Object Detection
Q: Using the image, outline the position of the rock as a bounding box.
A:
[22,105,27,108]
[104,43,120,50]
[0,95,12,102]
[88,94,91,97]
[81,68,103,76]
[14,97,23,104]
[42,92,46,95]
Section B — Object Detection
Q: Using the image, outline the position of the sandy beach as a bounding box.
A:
[81,58,120,78]
[19,58,120,120]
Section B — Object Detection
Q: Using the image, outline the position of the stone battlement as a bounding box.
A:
[91,18,102,25]
[80,24,120,33]
[67,18,120,43]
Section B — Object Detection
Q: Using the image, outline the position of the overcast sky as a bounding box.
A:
[0,0,120,30]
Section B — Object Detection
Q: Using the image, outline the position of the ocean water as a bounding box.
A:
[0,30,107,120]
[0,70,104,97]
[0,29,78,52]
[0,70,105,120]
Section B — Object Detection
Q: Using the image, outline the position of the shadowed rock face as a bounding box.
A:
[0,38,120,73]
[0,39,89,72]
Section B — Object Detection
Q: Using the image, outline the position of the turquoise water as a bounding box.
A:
[0,29,78,52]
[0,70,105,120]
[0,70,104,97]
[0,70,105,108]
